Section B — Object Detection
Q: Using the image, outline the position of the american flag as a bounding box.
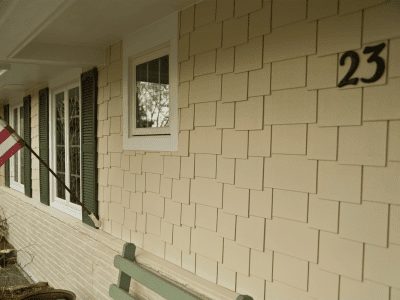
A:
[0,118,24,167]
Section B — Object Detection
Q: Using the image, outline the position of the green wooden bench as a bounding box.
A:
[109,243,253,300]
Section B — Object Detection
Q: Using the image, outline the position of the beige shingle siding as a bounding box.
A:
[95,1,400,299]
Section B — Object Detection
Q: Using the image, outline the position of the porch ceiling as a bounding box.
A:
[0,0,195,103]
[32,0,194,48]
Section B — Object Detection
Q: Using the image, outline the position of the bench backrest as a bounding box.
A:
[109,243,253,300]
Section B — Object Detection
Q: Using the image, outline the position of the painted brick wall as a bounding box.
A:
[97,0,400,299]
[0,187,123,299]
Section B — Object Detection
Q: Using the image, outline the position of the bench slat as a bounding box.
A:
[109,243,253,300]
[114,255,201,300]
[109,284,136,300]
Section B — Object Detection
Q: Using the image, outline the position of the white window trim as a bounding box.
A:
[122,12,178,151]
[130,45,170,136]
[49,82,82,220]
[9,102,24,194]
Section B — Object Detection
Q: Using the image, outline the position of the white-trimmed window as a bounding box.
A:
[123,13,178,151]
[9,103,24,193]
[49,83,82,219]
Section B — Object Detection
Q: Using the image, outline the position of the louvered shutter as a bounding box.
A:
[39,88,50,205]
[23,95,32,197]
[81,68,98,227]
[3,104,9,187]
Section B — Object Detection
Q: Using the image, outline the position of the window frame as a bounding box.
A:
[123,12,178,152]
[49,82,82,220]
[9,102,24,194]
[130,45,170,136]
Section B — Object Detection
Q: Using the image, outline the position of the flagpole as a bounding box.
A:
[23,141,100,228]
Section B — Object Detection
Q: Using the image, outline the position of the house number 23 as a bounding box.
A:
[337,42,386,88]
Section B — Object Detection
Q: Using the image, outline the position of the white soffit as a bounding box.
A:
[8,0,196,67]
[0,0,196,102]
[0,0,75,59]
[31,0,196,48]
[0,62,71,100]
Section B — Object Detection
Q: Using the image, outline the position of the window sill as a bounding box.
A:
[51,199,82,220]
[123,134,177,152]
[10,181,24,194]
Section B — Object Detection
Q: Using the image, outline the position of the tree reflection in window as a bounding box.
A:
[55,92,66,199]
[13,108,18,182]
[68,87,80,203]
[19,107,24,185]
[136,55,169,128]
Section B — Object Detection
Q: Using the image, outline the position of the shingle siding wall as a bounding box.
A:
[2,0,400,299]
[97,1,400,299]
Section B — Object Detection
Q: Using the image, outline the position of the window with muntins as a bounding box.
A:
[51,84,82,219]
[9,104,24,193]
[132,48,170,135]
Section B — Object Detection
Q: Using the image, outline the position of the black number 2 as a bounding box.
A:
[337,51,359,87]
[337,42,386,88]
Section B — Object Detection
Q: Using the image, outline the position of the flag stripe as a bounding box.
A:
[0,127,11,144]
[0,118,24,168]
[0,134,20,157]
[0,142,23,167]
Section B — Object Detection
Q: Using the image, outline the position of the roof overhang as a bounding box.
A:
[0,0,196,103]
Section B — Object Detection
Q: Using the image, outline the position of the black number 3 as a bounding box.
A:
[361,43,386,83]
[337,42,386,88]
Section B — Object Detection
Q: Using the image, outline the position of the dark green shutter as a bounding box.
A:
[3,105,9,187]
[81,68,98,227]
[39,88,50,205]
[23,95,32,197]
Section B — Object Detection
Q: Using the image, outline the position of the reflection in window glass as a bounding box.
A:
[10,105,25,188]
[68,87,80,204]
[20,107,24,185]
[56,92,66,200]
[135,55,169,129]
[13,108,18,182]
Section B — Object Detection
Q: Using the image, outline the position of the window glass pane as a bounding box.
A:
[68,87,80,203]
[135,55,169,129]
[20,107,24,185]
[160,55,169,84]
[147,58,159,83]
[56,92,66,199]
[136,62,147,82]
[13,108,18,182]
